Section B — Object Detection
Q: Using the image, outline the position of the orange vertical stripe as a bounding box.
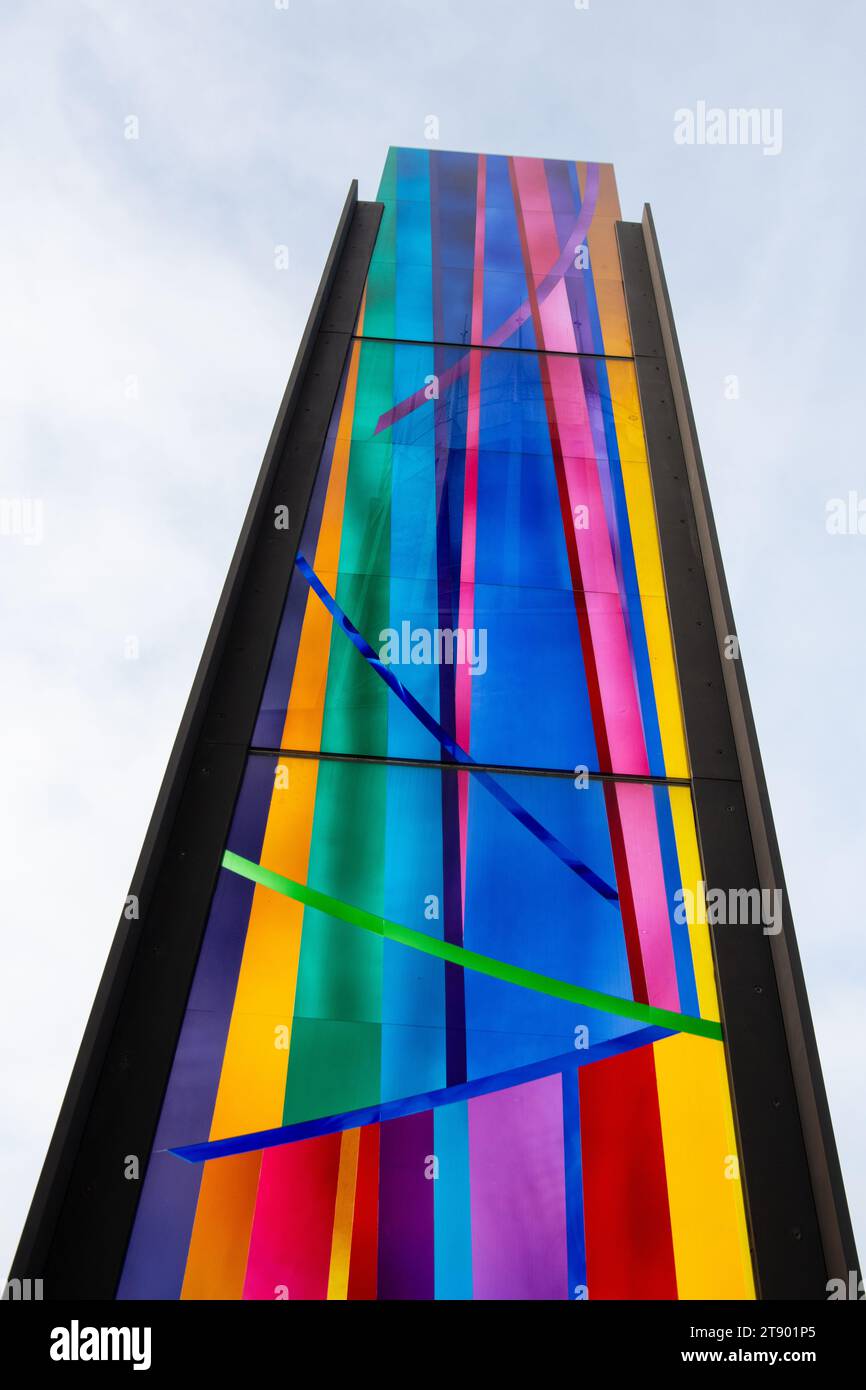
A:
[280,338,363,750]
[327,1128,362,1299]
[181,1154,262,1301]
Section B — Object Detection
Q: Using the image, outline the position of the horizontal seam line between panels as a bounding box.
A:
[275,572,666,598]
[246,746,692,787]
[180,1008,590,1040]
[349,332,635,364]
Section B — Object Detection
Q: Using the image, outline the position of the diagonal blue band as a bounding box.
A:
[295,554,618,902]
[168,1025,669,1163]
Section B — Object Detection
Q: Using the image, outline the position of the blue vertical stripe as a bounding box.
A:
[562,1067,588,1299]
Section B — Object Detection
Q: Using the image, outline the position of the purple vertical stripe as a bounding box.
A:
[117,756,275,1298]
[469,1074,569,1300]
[377,1111,435,1299]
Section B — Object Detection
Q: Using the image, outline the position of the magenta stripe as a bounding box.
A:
[374,163,601,435]
[469,1074,569,1300]
[506,162,677,1005]
[612,782,681,1010]
[511,166,650,776]
[456,154,486,904]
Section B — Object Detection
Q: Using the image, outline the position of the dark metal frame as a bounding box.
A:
[617,211,858,1298]
[8,183,382,1300]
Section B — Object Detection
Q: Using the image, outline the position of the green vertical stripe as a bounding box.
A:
[283,301,397,1122]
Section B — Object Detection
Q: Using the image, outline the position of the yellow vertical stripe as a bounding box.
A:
[280,338,362,751]
[669,786,719,1022]
[609,359,690,779]
[658,790,755,1297]
[654,1034,755,1299]
[314,338,362,576]
[327,1128,361,1300]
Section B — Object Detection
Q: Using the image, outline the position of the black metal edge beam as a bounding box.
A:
[617,218,836,1297]
[7,184,383,1299]
[636,203,858,1289]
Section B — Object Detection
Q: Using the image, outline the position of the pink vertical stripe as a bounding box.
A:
[548,366,649,773]
[613,782,680,1009]
[511,162,579,350]
[469,1074,569,1300]
[510,164,649,773]
[456,155,486,907]
[242,1133,342,1301]
[536,276,577,353]
[511,157,562,245]
[509,157,677,1006]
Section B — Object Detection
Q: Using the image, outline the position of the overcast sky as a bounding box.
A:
[1,0,863,1279]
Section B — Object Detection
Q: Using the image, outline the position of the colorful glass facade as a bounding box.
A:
[118,149,755,1300]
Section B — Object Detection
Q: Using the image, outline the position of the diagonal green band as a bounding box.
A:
[222,849,723,1042]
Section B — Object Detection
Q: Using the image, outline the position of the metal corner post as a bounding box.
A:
[616,210,858,1298]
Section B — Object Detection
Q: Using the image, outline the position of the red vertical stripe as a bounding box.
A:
[603,781,649,1003]
[579,1045,678,1299]
[347,1123,380,1300]
[507,156,647,1003]
[242,1132,342,1301]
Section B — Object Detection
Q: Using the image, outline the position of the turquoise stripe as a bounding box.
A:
[395,147,433,342]
[381,758,447,1101]
[433,1101,474,1300]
